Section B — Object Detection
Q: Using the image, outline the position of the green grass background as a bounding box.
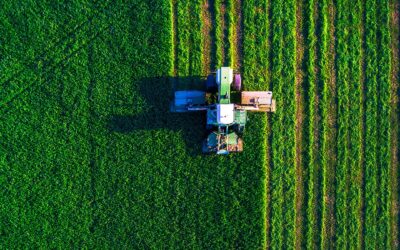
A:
[0,0,266,248]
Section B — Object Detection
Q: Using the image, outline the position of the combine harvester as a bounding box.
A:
[171,67,275,154]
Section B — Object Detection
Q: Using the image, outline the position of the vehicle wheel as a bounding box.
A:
[233,74,241,91]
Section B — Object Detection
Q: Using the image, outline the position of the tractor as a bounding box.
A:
[171,67,276,155]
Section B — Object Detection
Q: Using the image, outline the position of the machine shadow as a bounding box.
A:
[107,76,208,156]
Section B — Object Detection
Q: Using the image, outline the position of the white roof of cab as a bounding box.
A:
[217,104,234,124]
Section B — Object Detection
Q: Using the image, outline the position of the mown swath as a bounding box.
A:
[214,0,223,67]
[347,0,363,248]
[364,0,378,247]
[304,0,316,248]
[334,0,350,248]
[281,0,296,248]
[190,0,203,76]
[177,0,190,76]
[269,0,284,247]
[376,0,391,248]
[318,0,329,248]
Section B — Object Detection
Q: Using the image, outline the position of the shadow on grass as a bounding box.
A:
[107,76,209,156]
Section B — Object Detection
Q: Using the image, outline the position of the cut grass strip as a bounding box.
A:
[334,0,350,248]
[376,0,392,248]
[281,0,297,248]
[214,0,223,67]
[225,0,234,66]
[304,0,316,248]
[347,0,363,249]
[363,0,378,247]
[242,0,256,84]
[176,0,190,76]
[269,0,284,247]
[318,0,329,248]
[189,0,203,76]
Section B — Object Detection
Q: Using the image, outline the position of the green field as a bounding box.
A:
[1,0,399,249]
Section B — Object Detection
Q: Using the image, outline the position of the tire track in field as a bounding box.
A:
[0,0,111,85]
[390,1,400,248]
[0,1,115,110]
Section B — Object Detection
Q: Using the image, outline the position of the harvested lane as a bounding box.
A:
[334,0,350,248]
[390,0,400,248]
[232,0,243,70]
[201,0,213,74]
[294,0,306,247]
[363,0,379,247]
[376,0,392,248]
[189,0,203,76]
[323,1,339,247]
[317,0,331,248]
[304,0,317,248]
[281,0,297,248]
[269,0,284,247]
[347,0,363,248]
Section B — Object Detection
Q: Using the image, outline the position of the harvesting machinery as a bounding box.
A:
[171,67,276,155]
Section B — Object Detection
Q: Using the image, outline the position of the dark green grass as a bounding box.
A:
[0,0,267,248]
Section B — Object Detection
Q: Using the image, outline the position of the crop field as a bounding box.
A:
[0,0,399,249]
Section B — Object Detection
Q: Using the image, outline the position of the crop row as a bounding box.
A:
[347,0,363,248]
[376,0,391,248]
[304,0,316,248]
[318,0,329,248]
[334,0,350,248]
[364,0,378,247]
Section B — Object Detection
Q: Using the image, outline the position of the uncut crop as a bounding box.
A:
[1,0,267,248]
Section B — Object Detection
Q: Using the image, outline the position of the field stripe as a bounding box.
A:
[189,0,203,76]
[232,0,243,70]
[318,0,330,248]
[390,0,400,248]
[294,0,306,247]
[176,0,190,76]
[376,0,392,248]
[346,0,363,248]
[269,0,284,247]
[213,0,223,67]
[281,0,297,248]
[363,0,379,247]
[304,0,317,248]
[225,0,234,66]
[242,0,256,84]
[334,0,350,247]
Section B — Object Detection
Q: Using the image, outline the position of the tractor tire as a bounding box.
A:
[206,74,217,91]
[233,74,242,91]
